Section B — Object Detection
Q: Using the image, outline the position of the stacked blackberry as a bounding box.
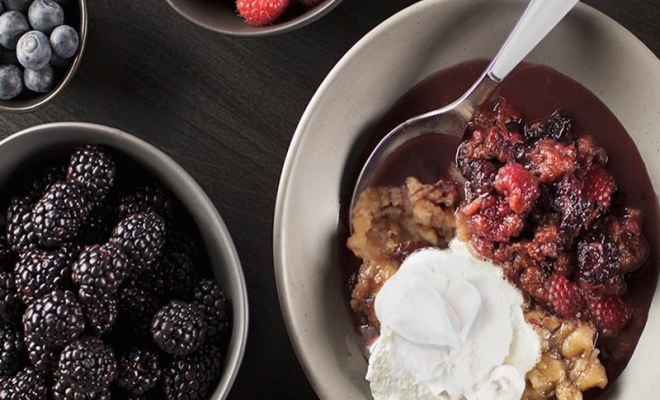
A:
[0,144,231,400]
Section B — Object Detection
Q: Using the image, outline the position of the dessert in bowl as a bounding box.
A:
[274,0,660,399]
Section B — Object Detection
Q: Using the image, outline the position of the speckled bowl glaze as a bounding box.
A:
[165,0,343,36]
[274,0,660,399]
[0,0,88,113]
[0,122,249,399]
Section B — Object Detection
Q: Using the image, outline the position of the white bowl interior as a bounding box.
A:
[274,0,660,399]
[0,122,249,400]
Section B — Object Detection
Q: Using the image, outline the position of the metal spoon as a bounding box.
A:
[350,0,579,220]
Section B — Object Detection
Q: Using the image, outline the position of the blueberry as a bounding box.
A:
[0,11,30,49]
[24,64,55,93]
[17,30,53,70]
[29,0,65,35]
[0,64,24,100]
[50,25,79,59]
[4,0,33,13]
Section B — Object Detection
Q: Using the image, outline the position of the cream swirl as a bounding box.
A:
[366,240,540,400]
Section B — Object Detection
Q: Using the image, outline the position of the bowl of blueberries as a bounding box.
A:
[0,122,249,399]
[0,0,86,112]
[165,0,343,36]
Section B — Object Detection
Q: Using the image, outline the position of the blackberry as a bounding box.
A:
[192,279,230,341]
[24,165,67,203]
[52,376,111,400]
[78,286,118,337]
[22,289,85,348]
[117,184,172,221]
[32,182,89,248]
[14,247,74,304]
[0,236,13,269]
[26,339,59,373]
[0,366,48,400]
[150,300,207,356]
[77,206,116,246]
[0,322,27,375]
[116,281,160,339]
[58,337,117,392]
[6,195,39,253]
[143,251,196,301]
[67,145,116,203]
[116,347,161,395]
[110,212,166,272]
[161,345,222,400]
[72,244,129,295]
[0,269,21,323]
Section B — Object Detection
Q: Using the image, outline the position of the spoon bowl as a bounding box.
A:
[349,0,580,221]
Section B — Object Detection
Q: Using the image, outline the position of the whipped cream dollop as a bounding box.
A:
[366,239,541,400]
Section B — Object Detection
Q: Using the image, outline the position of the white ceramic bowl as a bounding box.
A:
[274,0,660,399]
[0,122,249,399]
[165,0,343,36]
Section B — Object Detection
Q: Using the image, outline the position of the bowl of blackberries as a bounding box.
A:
[0,122,249,399]
[0,0,86,112]
[165,0,343,36]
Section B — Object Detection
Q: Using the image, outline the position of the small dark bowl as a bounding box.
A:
[0,0,88,113]
[165,0,343,36]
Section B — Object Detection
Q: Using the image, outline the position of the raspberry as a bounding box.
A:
[582,166,616,213]
[236,0,290,26]
[493,162,540,214]
[546,275,582,319]
[587,294,632,336]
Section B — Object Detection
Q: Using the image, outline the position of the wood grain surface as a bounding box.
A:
[0,0,657,398]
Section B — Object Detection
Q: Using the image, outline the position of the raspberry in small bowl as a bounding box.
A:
[165,0,342,36]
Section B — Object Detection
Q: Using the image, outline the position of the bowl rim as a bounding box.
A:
[273,0,660,399]
[164,0,344,37]
[0,122,249,399]
[0,0,89,113]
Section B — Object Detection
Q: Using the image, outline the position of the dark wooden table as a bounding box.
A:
[0,0,657,398]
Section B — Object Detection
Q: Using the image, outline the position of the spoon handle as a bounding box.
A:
[487,0,579,82]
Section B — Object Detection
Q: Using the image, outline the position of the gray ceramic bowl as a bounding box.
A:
[274,0,660,399]
[0,122,248,399]
[165,0,342,36]
[0,0,88,113]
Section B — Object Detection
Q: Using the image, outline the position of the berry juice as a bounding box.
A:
[339,59,660,398]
